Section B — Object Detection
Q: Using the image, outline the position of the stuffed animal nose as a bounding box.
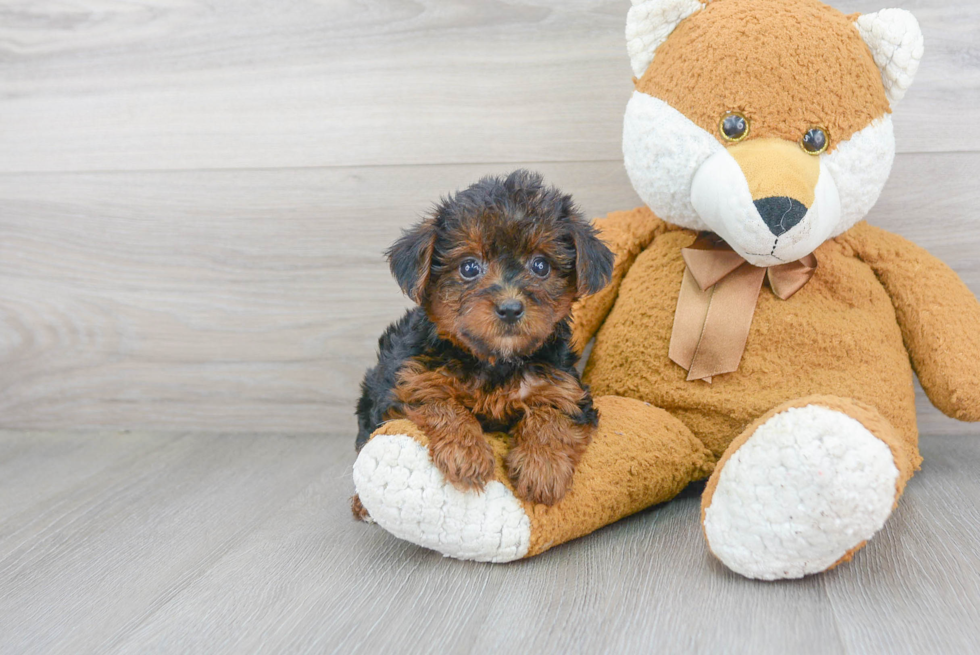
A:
[495,299,525,324]
[754,197,808,237]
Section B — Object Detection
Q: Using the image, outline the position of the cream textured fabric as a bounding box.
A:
[623,91,718,232]
[855,10,924,106]
[626,0,704,78]
[824,116,896,236]
[353,434,531,563]
[703,405,900,580]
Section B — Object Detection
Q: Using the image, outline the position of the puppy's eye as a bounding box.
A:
[720,112,749,143]
[459,259,483,280]
[801,127,829,155]
[529,256,551,278]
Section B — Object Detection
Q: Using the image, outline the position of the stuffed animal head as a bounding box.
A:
[622,0,923,266]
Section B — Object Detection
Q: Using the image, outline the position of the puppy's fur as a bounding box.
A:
[354,171,613,510]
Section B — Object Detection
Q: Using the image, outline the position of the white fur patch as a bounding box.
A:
[623,91,719,232]
[703,405,900,580]
[855,10,924,106]
[352,434,531,563]
[824,116,895,237]
[626,0,704,78]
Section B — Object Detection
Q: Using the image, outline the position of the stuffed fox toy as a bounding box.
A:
[352,0,980,579]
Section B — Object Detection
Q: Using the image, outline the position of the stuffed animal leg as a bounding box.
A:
[352,395,714,562]
[700,396,920,580]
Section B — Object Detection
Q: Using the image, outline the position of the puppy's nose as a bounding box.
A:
[754,197,808,237]
[495,299,525,324]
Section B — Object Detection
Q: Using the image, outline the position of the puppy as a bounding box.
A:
[354,170,614,512]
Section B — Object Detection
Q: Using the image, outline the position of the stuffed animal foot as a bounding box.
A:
[701,396,920,580]
[352,396,714,562]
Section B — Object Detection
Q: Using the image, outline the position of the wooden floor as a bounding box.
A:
[0,430,978,654]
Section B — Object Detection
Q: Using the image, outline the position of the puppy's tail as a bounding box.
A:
[355,376,378,451]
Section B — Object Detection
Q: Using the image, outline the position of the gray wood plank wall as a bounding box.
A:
[1,0,978,438]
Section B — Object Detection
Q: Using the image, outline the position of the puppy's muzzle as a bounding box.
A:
[495,299,525,325]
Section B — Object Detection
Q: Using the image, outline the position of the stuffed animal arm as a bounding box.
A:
[840,222,980,421]
[570,208,670,354]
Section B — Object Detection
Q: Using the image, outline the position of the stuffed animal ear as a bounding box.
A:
[569,218,614,296]
[854,9,924,106]
[386,218,437,303]
[626,0,705,78]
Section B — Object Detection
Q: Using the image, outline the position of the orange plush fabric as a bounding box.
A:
[370,397,715,558]
[570,208,677,354]
[638,0,890,150]
[839,223,980,422]
[525,395,714,556]
[580,218,929,458]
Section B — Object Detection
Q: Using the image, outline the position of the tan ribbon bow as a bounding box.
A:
[668,233,817,383]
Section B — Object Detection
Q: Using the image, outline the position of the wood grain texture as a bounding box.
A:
[2,154,979,435]
[0,0,979,435]
[0,431,332,654]
[0,0,978,174]
[0,431,977,654]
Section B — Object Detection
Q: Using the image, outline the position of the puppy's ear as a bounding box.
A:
[386,218,437,303]
[569,217,614,296]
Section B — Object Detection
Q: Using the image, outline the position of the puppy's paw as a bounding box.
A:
[429,437,496,491]
[506,445,576,506]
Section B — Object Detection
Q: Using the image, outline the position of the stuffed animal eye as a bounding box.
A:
[459,259,483,280]
[720,112,749,143]
[529,256,551,278]
[801,127,829,155]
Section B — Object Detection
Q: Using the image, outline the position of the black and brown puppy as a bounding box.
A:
[355,170,613,510]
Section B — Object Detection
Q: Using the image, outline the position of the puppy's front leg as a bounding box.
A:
[507,374,596,505]
[404,398,495,491]
[396,366,495,491]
